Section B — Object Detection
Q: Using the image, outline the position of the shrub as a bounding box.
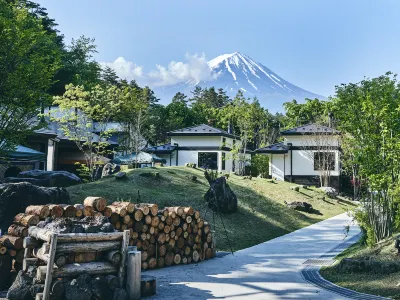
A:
[251,154,269,177]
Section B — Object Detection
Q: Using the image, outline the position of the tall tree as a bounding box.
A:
[101,66,119,86]
[0,0,61,154]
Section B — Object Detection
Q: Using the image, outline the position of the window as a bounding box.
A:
[222,152,226,170]
[198,152,218,170]
[314,152,335,171]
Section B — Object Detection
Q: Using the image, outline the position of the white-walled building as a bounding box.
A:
[145,124,242,173]
[256,124,341,189]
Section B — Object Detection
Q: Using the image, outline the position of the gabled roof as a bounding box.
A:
[1,145,46,162]
[255,142,289,154]
[144,143,176,154]
[168,124,238,139]
[280,124,340,135]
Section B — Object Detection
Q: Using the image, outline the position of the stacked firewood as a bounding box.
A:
[102,203,216,270]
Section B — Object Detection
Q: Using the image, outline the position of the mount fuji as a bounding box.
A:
[154,52,325,112]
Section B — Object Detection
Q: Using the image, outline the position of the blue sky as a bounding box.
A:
[37,0,400,97]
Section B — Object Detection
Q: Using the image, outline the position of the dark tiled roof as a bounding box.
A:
[168,124,238,139]
[255,142,289,154]
[144,143,176,154]
[280,124,340,135]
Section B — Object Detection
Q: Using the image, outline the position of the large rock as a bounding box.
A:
[0,182,70,232]
[284,201,313,213]
[17,170,82,187]
[204,175,237,214]
[65,274,92,300]
[6,271,34,300]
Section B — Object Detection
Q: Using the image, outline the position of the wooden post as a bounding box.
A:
[43,233,58,300]
[118,230,130,288]
[126,250,141,300]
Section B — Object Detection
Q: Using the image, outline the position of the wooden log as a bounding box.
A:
[151,216,160,228]
[168,239,176,248]
[165,252,174,266]
[25,205,50,219]
[111,201,135,214]
[56,241,121,253]
[42,233,58,300]
[173,218,180,227]
[158,245,166,257]
[47,204,63,218]
[206,233,212,243]
[183,207,194,216]
[177,237,185,249]
[186,216,193,224]
[123,214,131,225]
[0,235,23,249]
[184,246,191,256]
[0,245,6,255]
[192,250,199,262]
[84,196,108,212]
[166,207,184,217]
[74,252,96,263]
[126,250,141,300]
[165,216,173,226]
[142,261,148,270]
[147,244,155,258]
[140,233,147,241]
[157,233,166,245]
[109,205,127,217]
[135,204,150,216]
[106,250,122,266]
[206,248,213,259]
[194,210,200,220]
[173,254,181,265]
[110,212,120,224]
[203,222,210,234]
[142,203,158,216]
[157,257,165,268]
[141,251,148,262]
[182,223,188,232]
[159,209,169,218]
[36,262,117,280]
[197,219,204,228]
[149,226,155,235]
[145,215,152,225]
[134,221,143,233]
[29,227,123,243]
[60,205,77,218]
[148,257,157,269]
[8,224,28,237]
[142,224,148,233]
[14,213,39,226]
[164,225,171,234]
[176,227,183,237]
[105,275,119,291]
[134,209,144,222]
[103,206,112,218]
[182,257,188,264]
[141,275,156,297]
[73,204,84,218]
[118,230,130,289]
[83,205,94,217]
[158,222,165,231]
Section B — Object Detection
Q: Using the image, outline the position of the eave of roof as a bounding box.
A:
[280,123,340,136]
[167,124,239,139]
[255,142,289,154]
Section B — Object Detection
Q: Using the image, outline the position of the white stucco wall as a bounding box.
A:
[270,154,285,181]
[171,136,222,147]
[291,150,340,176]
[284,135,340,147]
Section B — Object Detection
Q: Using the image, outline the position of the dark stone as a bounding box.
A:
[65,275,92,300]
[0,182,70,233]
[115,172,127,180]
[17,170,82,187]
[284,201,313,213]
[102,163,121,178]
[204,174,237,214]
[92,276,111,300]
[112,288,128,300]
[2,177,48,186]
[0,255,12,290]
[6,271,33,300]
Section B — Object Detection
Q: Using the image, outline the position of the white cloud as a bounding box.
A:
[100,53,218,87]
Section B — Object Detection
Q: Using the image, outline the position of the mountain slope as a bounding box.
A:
[154,52,325,112]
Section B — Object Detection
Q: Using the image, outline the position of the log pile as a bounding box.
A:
[101,203,216,270]
[1,196,216,296]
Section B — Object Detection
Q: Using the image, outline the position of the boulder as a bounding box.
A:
[0,182,70,232]
[65,275,92,300]
[102,163,121,178]
[204,175,237,214]
[319,186,338,198]
[284,201,313,213]
[17,170,82,187]
[2,177,48,186]
[6,270,34,300]
[115,172,127,180]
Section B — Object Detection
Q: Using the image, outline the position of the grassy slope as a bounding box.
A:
[67,167,354,251]
[321,237,400,299]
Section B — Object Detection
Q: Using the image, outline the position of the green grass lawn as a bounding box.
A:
[67,166,354,251]
[320,237,400,299]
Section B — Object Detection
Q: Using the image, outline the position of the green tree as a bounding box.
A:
[101,66,119,86]
[334,72,400,244]
[52,84,120,181]
[0,0,61,154]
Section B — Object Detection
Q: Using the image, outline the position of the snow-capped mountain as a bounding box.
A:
[154,52,324,112]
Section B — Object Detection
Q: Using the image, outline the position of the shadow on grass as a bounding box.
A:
[298,191,312,198]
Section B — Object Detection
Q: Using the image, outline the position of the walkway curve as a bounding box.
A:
[145,213,379,299]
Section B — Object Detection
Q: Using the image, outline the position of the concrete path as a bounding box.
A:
[145,213,363,300]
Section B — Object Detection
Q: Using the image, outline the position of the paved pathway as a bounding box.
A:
[145,213,374,300]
